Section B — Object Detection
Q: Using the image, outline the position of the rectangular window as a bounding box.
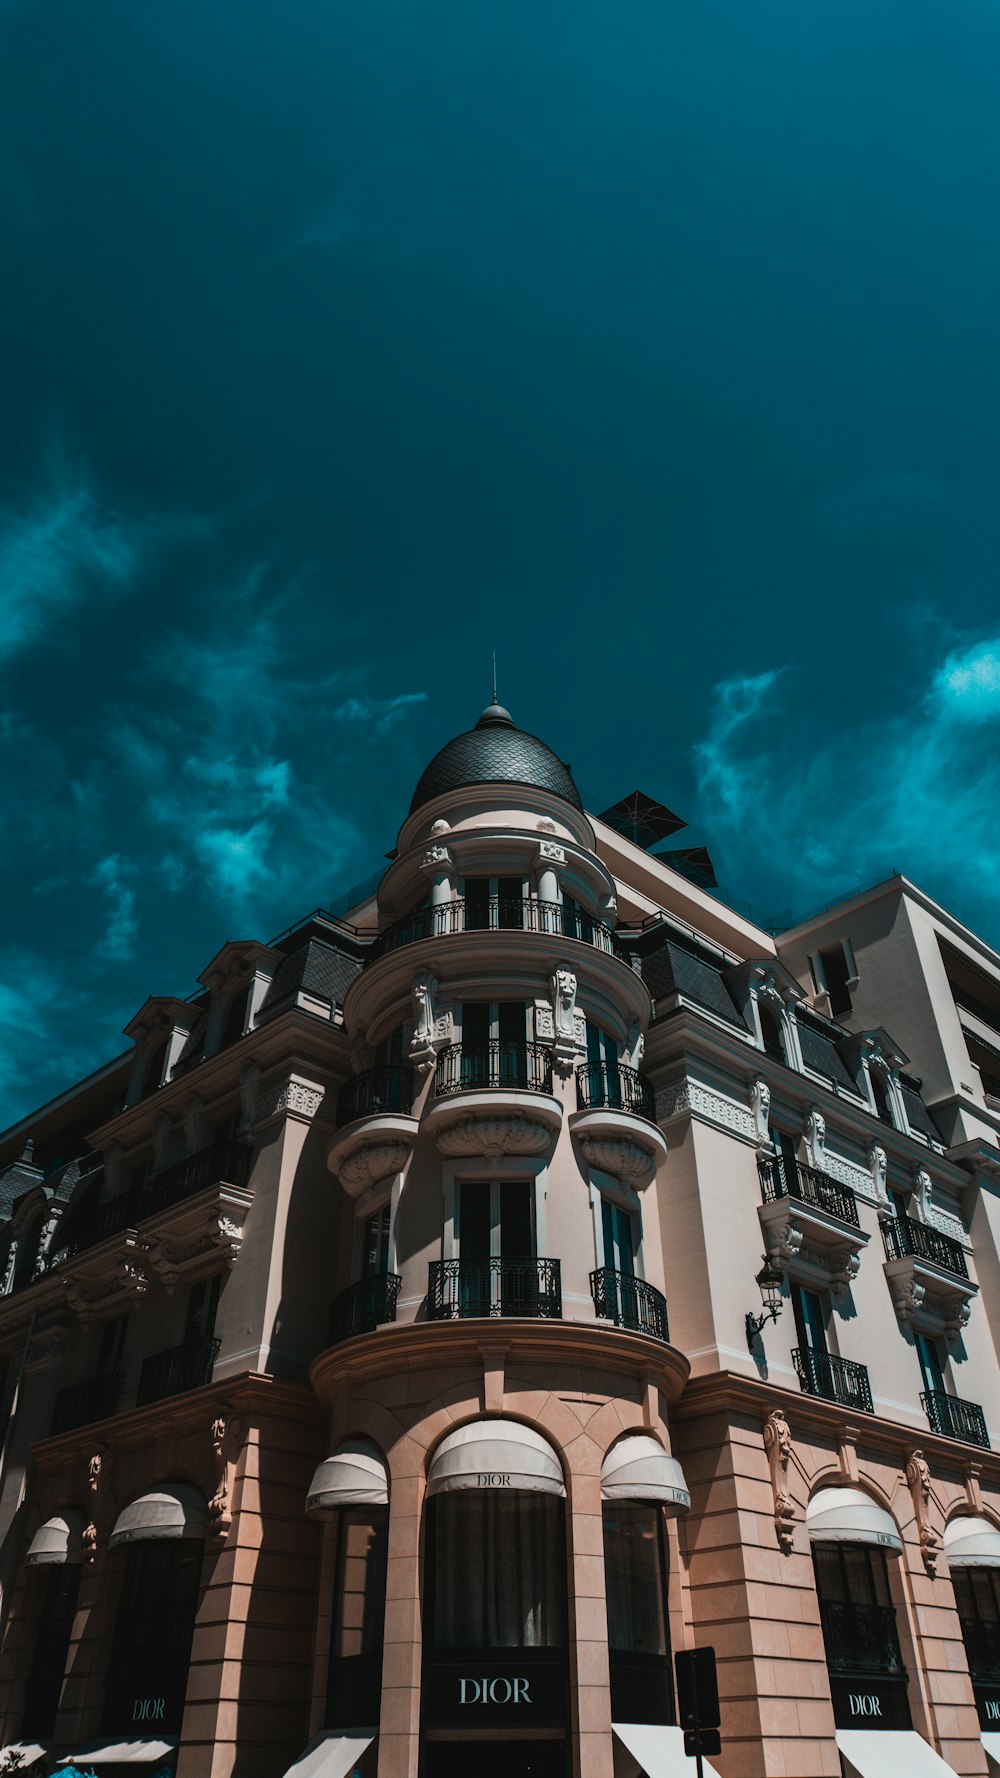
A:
[916,1333,945,1397]
[459,1002,528,1089]
[97,1314,128,1376]
[602,1197,636,1277]
[102,1540,203,1734]
[21,1565,81,1738]
[769,1128,799,1194]
[462,876,525,931]
[791,1283,828,1356]
[362,1204,391,1277]
[953,1568,1000,1683]
[184,1273,221,1345]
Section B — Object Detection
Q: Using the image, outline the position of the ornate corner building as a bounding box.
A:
[2,701,1000,1778]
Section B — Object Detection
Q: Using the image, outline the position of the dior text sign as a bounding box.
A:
[477,1472,511,1487]
[423,1656,565,1730]
[830,1676,911,1731]
[459,1677,531,1704]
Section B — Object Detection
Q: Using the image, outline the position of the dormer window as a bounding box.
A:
[758,1002,788,1066]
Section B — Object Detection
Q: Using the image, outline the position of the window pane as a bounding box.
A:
[431,1493,565,1650]
[464,879,491,929]
[500,1181,532,1258]
[603,1505,668,1656]
[459,1183,491,1260]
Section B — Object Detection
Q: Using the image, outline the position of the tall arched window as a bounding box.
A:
[306,1440,390,1733]
[103,1483,206,1734]
[806,1487,909,1730]
[757,1001,787,1065]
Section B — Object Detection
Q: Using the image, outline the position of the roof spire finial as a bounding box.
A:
[492,649,498,707]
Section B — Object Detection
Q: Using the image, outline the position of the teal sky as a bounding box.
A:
[2,1,1000,1127]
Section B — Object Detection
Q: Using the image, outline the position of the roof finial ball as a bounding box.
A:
[476,648,513,728]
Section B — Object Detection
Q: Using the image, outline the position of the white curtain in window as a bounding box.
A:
[432,1493,565,1649]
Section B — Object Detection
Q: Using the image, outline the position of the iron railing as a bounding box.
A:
[335,1065,414,1129]
[328,1272,402,1344]
[50,1371,124,1436]
[757,1156,861,1229]
[366,897,622,964]
[881,1214,969,1279]
[982,1071,1000,1101]
[590,1268,669,1342]
[959,1616,1000,1682]
[137,1335,221,1407]
[434,1041,553,1098]
[428,1257,562,1321]
[62,1140,251,1257]
[575,1061,656,1121]
[920,1389,990,1448]
[793,1348,873,1413]
[952,984,1000,1031]
[819,1600,905,1675]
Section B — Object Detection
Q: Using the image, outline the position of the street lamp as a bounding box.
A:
[745,1256,784,1349]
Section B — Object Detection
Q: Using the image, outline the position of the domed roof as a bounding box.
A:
[409,704,583,815]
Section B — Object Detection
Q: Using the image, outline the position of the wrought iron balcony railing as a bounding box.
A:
[920,1389,990,1448]
[757,1155,861,1229]
[819,1600,905,1675]
[435,1041,553,1098]
[575,1060,656,1122]
[427,1257,562,1321]
[590,1268,669,1342]
[881,1214,969,1279]
[328,1272,402,1345]
[136,1335,221,1407]
[366,897,622,964]
[335,1065,414,1129]
[61,1140,252,1258]
[793,1347,874,1414]
[51,1371,124,1436]
[959,1616,1000,1682]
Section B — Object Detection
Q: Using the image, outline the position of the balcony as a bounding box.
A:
[136,1334,221,1407]
[50,1370,123,1436]
[576,1060,656,1121]
[881,1214,968,1278]
[792,1347,874,1414]
[328,1272,402,1344]
[366,897,623,965]
[427,1257,562,1321]
[881,1214,978,1337]
[335,1065,414,1130]
[435,1041,553,1098]
[63,1140,252,1259]
[920,1389,990,1449]
[820,1600,905,1676]
[590,1268,669,1342]
[758,1156,860,1230]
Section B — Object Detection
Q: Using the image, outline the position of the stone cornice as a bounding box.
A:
[310,1316,690,1403]
[672,1368,1000,1478]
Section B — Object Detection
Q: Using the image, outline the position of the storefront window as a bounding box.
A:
[953,1563,1000,1729]
[431,1492,564,1650]
[813,1543,910,1728]
[21,1565,81,1737]
[326,1507,389,1727]
[603,1504,673,1724]
[102,1540,203,1734]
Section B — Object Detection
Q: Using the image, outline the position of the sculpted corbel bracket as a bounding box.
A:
[208,1406,242,1541]
[763,1408,796,1553]
[83,1446,111,1562]
[906,1448,942,1575]
[549,966,586,1075]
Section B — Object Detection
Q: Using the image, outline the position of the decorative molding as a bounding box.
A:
[803,1106,826,1172]
[911,1166,934,1224]
[549,966,586,1070]
[183,1095,206,1154]
[657,1081,755,1143]
[759,1198,867,1303]
[822,1147,875,1200]
[868,1141,891,1219]
[208,1406,242,1541]
[750,1078,771,1148]
[763,1409,796,1553]
[578,1134,655,1188]
[621,1018,645,1072]
[338,1140,412,1193]
[409,971,440,1072]
[24,1325,68,1374]
[435,1115,553,1160]
[239,1063,261,1133]
[906,1448,942,1575]
[420,845,452,870]
[534,999,555,1043]
[257,1075,326,1125]
[83,1447,109,1562]
[536,840,565,869]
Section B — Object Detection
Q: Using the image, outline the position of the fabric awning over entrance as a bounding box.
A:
[836,1729,958,1777]
[280,1731,375,1778]
[943,1515,1000,1568]
[427,1420,565,1497]
[601,1437,690,1512]
[57,1737,178,1763]
[307,1440,389,1515]
[26,1509,86,1566]
[806,1486,902,1554]
[613,1722,722,1777]
[108,1483,207,1548]
[981,1731,1000,1774]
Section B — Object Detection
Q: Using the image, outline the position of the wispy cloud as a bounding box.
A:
[693,632,1000,932]
[332,692,429,732]
[91,854,139,961]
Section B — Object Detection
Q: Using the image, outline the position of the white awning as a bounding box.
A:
[26,1509,86,1566]
[982,1731,1000,1774]
[0,1746,46,1769]
[806,1486,902,1554]
[427,1420,565,1497]
[836,1729,958,1777]
[108,1482,207,1548]
[58,1737,177,1764]
[943,1514,1000,1568]
[601,1437,690,1512]
[613,1722,722,1777]
[281,1731,374,1778]
[307,1440,389,1515]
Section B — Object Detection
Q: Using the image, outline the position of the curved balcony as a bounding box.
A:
[328,1272,402,1345]
[335,1065,414,1129]
[366,897,623,965]
[435,1040,553,1099]
[590,1267,669,1342]
[569,1062,666,1186]
[575,1060,655,1120]
[428,1257,562,1320]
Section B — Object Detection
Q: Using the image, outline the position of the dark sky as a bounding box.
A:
[2,0,1000,1127]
